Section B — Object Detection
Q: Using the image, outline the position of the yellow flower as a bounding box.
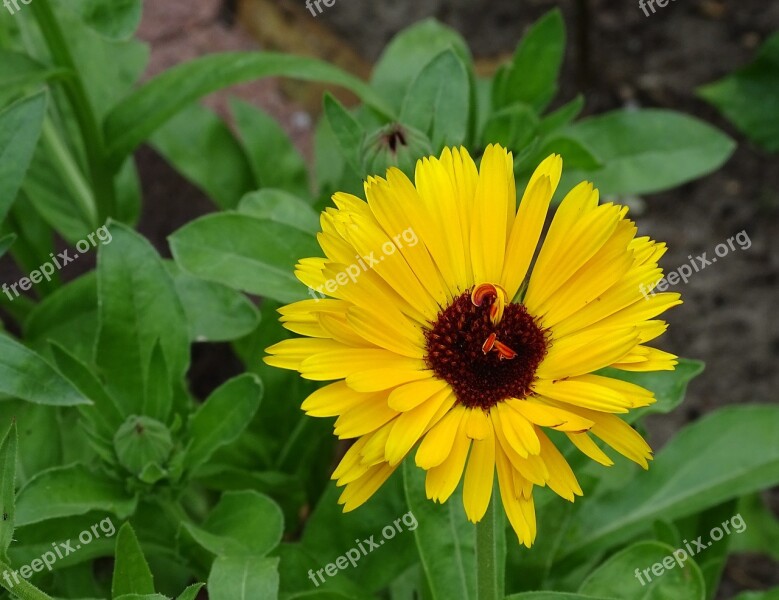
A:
[265,144,681,547]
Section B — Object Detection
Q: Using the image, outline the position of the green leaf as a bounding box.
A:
[527,136,602,172]
[15,464,136,526]
[579,541,705,600]
[402,460,475,600]
[166,261,260,343]
[0,401,62,486]
[371,19,471,113]
[4,195,57,299]
[680,500,739,600]
[0,50,67,89]
[57,0,142,40]
[400,49,470,150]
[0,233,15,258]
[26,119,100,239]
[169,212,319,304]
[96,223,189,415]
[184,374,263,471]
[238,189,320,234]
[560,405,779,558]
[230,98,309,198]
[559,109,735,196]
[0,92,47,222]
[8,511,117,570]
[54,4,149,119]
[323,93,366,175]
[505,594,612,600]
[175,583,205,600]
[600,358,705,423]
[50,341,124,436]
[182,490,283,557]
[112,522,155,598]
[150,103,255,209]
[302,476,416,592]
[0,422,17,558]
[24,272,97,364]
[732,590,779,600]
[730,494,779,561]
[313,116,350,199]
[0,333,89,406]
[142,342,172,422]
[538,95,585,136]
[699,32,779,153]
[494,10,565,112]
[207,556,280,600]
[104,52,393,165]
[276,543,369,599]
[483,103,538,151]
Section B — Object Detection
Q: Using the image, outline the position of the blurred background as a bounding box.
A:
[44,0,779,595]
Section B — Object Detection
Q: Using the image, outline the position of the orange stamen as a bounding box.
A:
[482,333,497,354]
[471,283,508,326]
[493,340,517,360]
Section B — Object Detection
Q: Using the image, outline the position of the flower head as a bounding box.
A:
[265,144,681,546]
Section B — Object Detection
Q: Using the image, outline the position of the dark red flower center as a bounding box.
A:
[424,285,549,410]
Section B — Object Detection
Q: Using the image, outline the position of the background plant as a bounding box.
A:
[0,1,776,599]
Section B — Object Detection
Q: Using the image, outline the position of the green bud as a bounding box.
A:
[113,415,173,477]
[362,123,433,178]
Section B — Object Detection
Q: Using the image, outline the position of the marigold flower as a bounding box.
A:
[265,144,681,546]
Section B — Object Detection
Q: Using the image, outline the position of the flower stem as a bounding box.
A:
[476,499,500,600]
[0,558,54,600]
[29,0,116,224]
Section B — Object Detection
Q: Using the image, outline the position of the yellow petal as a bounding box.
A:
[537,326,640,380]
[346,367,433,392]
[334,400,398,439]
[387,378,449,412]
[425,422,471,503]
[464,408,491,440]
[300,349,424,381]
[496,401,540,455]
[416,405,467,469]
[495,442,536,547]
[302,381,381,417]
[532,377,634,414]
[463,421,495,522]
[384,388,455,465]
[470,144,513,283]
[346,306,425,359]
[537,429,582,501]
[501,153,563,299]
[506,398,594,432]
[567,432,614,466]
[338,462,397,512]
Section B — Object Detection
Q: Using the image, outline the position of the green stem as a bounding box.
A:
[476,500,500,600]
[0,558,54,600]
[39,119,99,230]
[29,0,115,224]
